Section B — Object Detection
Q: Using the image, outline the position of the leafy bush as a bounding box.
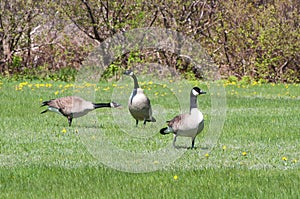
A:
[0,0,299,82]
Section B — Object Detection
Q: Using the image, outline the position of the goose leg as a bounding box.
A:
[191,137,196,149]
[68,116,73,127]
[173,134,177,148]
[143,118,147,126]
[135,120,139,127]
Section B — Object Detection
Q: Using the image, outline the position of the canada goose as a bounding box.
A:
[160,87,206,148]
[41,96,121,126]
[123,69,156,127]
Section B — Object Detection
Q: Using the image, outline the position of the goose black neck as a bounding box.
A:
[132,74,139,89]
[190,92,198,111]
[93,103,111,109]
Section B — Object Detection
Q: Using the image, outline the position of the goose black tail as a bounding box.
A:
[40,100,53,107]
[160,127,169,135]
[40,109,48,114]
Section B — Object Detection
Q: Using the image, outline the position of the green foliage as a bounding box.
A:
[102,63,121,80]
[240,76,251,85]
[11,56,23,69]
[212,1,300,83]
[228,75,238,83]
[1,0,299,83]
[1,66,77,82]
[50,67,77,82]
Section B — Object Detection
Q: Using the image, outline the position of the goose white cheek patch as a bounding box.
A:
[192,89,199,96]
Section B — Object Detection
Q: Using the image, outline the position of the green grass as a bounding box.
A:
[0,79,299,198]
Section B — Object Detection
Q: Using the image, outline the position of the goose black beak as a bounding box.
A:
[200,91,206,94]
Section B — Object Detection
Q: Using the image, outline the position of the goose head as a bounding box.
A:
[123,69,134,77]
[110,101,122,108]
[192,87,206,96]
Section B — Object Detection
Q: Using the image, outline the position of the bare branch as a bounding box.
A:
[81,0,103,42]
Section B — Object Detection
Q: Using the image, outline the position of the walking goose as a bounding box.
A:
[160,87,206,148]
[41,96,121,126]
[124,69,156,126]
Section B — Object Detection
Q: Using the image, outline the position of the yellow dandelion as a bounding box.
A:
[242,152,247,156]
[61,128,67,133]
[162,84,167,88]
[153,160,159,164]
[252,81,258,86]
[46,83,52,88]
[282,156,287,161]
[112,83,117,87]
[155,92,159,96]
[84,83,91,87]
[64,84,74,89]
[54,91,59,95]
[173,175,178,180]
[19,82,28,87]
[222,145,227,151]
[103,87,110,91]
[140,81,146,86]
[292,159,297,163]
[205,153,209,158]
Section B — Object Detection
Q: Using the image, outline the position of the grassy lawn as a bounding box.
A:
[0,79,299,198]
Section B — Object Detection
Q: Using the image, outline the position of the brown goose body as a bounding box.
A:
[41,96,120,126]
[160,87,206,148]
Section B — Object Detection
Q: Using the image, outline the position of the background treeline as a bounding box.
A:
[0,0,299,82]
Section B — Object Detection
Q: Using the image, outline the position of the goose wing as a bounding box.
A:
[167,114,188,132]
[43,96,81,116]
